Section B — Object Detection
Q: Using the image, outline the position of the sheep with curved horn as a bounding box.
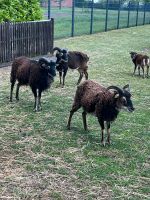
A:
[67,80,134,146]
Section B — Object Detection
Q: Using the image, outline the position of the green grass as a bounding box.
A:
[42,7,150,38]
[0,25,150,199]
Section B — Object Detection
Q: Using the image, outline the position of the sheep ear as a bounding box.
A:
[123,84,130,92]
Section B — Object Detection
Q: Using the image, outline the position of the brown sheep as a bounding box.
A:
[67,80,134,146]
[130,52,149,78]
[53,47,89,86]
[10,56,56,111]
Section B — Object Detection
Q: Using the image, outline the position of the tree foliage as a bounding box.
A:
[0,0,42,22]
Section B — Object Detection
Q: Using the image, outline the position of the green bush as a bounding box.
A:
[0,0,42,22]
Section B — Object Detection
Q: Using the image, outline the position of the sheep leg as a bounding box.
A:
[32,88,37,111]
[10,81,15,102]
[141,66,145,78]
[67,104,81,130]
[59,71,62,85]
[82,111,87,131]
[84,70,88,80]
[98,118,105,146]
[77,72,83,85]
[138,66,140,76]
[16,83,20,101]
[146,65,149,78]
[35,89,41,112]
[62,69,68,87]
[106,122,111,145]
[32,88,40,112]
[133,64,137,76]
[38,90,42,111]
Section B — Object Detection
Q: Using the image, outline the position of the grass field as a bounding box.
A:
[42,7,150,39]
[0,25,150,199]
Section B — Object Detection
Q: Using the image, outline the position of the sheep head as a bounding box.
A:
[53,47,68,66]
[53,47,63,65]
[38,57,56,77]
[107,85,134,112]
[130,52,137,60]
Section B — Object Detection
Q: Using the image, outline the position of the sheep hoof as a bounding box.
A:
[34,108,40,112]
[106,141,111,145]
[67,125,70,130]
[101,141,106,147]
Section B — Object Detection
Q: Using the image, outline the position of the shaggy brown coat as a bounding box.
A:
[10,56,56,111]
[130,52,149,78]
[53,47,89,86]
[67,80,134,145]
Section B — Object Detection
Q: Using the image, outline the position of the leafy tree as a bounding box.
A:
[0,0,42,22]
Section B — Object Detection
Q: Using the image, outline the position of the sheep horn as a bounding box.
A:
[52,47,62,53]
[107,86,124,96]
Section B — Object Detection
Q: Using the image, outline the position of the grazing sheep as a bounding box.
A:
[53,47,89,86]
[10,56,56,111]
[67,80,134,146]
[130,52,149,78]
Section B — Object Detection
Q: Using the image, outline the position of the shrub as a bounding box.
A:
[0,0,42,22]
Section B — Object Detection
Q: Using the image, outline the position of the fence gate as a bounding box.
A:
[0,19,54,64]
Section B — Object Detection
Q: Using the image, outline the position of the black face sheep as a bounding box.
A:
[10,56,56,112]
[53,47,89,87]
[53,47,68,87]
[130,52,149,78]
[67,80,134,146]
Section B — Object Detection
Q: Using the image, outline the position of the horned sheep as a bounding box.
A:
[67,80,134,145]
[10,56,56,111]
[53,47,89,87]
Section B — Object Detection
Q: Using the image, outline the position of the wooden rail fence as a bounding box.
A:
[0,19,54,65]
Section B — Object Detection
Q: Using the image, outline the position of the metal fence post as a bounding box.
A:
[136,1,139,26]
[48,0,51,19]
[117,0,121,29]
[143,3,146,25]
[71,0,75,37]
[105,0,109,32]
[127,1,131,28]
[90,0,94,34]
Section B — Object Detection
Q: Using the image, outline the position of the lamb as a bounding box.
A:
[67,80,134,146]
[10,56,56,111]
[53,47,89,87]
[130,52,149,78]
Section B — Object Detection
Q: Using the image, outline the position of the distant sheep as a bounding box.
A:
[53,47,89,87]
[67,80,134,146]
[130,52,149,78]
[10,56,56,111]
